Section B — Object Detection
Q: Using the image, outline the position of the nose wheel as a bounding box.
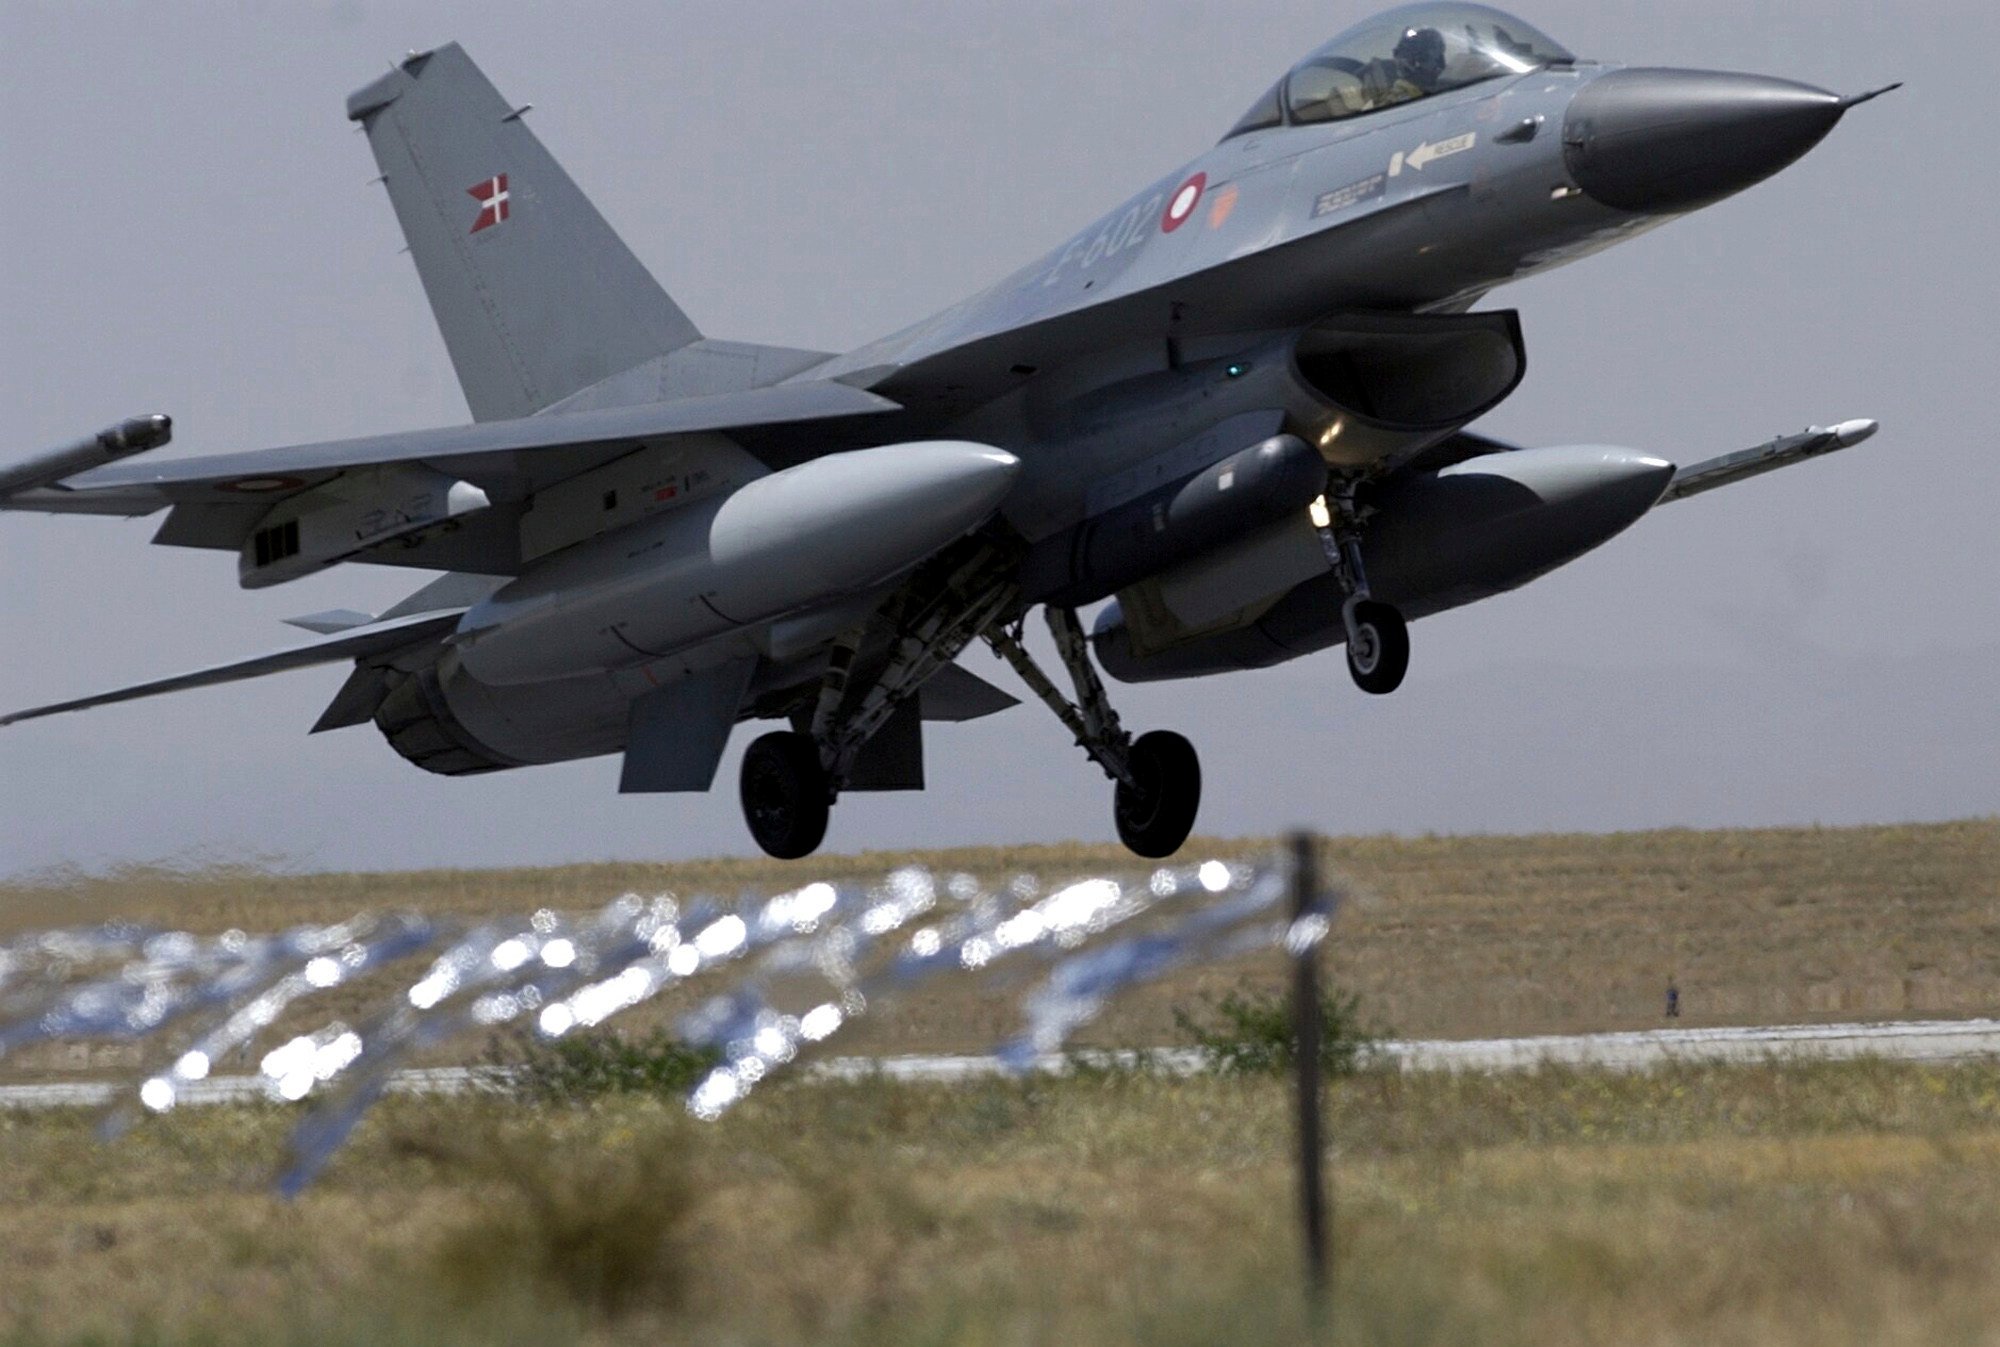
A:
[1343,598,1409,696]
[739,731,831,860]
[987,607,1203,860]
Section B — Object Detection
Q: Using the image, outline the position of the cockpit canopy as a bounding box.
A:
[1226,4,1572,139]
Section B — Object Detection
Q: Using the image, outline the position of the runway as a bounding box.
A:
[3,1017,1996,1111]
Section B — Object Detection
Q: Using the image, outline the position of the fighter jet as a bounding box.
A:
[1,5,1892,860]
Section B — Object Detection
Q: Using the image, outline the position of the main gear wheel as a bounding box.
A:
[739,731,831,860]
[1113,729,1203,859]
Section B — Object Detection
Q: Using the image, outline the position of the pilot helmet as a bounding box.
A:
[1394,26,1448,86]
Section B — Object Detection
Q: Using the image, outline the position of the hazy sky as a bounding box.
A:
[2,1,1994,875]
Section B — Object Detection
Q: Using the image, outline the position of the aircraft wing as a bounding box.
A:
[0,381,900,517]
[0,610,464,728]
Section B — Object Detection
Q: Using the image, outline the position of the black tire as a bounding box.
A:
[1345,600,1410,696]
[1114,730,1202,860]
[739,731,831,860]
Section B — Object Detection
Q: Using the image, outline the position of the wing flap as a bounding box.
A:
[1,611,464,728]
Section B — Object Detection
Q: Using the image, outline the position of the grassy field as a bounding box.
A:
[2,824,1996,1343]
[2,821,1994,1079]
[3,1059,2000,1345]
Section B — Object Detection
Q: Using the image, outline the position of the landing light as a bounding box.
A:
[1309,496,1332,529]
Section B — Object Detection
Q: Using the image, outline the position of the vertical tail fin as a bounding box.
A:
[347,45,701,422]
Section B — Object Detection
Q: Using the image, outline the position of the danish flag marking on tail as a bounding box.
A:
[468,175,510,233]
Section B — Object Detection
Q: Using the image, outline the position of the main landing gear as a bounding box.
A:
[738,547,1018,861]
[987,607,1202,859]
[739,730,830,860]
[1312,481,1410,695]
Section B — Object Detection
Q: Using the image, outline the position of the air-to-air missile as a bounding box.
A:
[0,416,171,499]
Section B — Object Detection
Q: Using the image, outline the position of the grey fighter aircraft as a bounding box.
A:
[2,6,1892,860]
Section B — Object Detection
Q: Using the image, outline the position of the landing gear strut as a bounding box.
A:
[738,546,1019,861]
[1312,481,1410,695]
[987,607,1202,859]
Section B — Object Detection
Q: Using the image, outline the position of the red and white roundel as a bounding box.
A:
[1161,173,1207,233]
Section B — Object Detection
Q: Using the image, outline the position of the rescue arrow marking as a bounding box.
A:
[1391,132,1477,177]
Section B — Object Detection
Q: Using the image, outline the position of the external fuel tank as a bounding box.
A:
[454,441,1020,686]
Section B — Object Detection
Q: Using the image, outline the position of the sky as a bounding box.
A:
[1,1,1994,876]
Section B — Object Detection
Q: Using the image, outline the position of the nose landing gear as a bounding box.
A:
[1342,597,1410,695]
[987,606,1203,859]
[1313,482,1411,695]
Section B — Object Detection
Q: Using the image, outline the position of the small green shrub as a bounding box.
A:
[1173,982,1382,1077]
[489,1028,723,1104]
[422,1116,697,1320]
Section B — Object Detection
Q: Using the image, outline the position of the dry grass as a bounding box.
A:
[2,822,1994,1080]
[3,1059,2000,1344]
[4,824,1994,1342]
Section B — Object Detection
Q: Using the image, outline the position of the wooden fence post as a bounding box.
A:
[1289,829,1330,1304]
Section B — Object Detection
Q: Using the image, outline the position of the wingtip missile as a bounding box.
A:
[106,414,174,454]
[1661,417,1881,503]
[0,414,174,498]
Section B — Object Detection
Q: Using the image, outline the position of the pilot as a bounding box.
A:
[1391,26,1449,97]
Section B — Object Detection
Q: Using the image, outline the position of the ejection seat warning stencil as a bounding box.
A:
[1315,173,1389,218]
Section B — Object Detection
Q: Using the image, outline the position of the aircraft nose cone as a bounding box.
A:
[1563,68,1846,214]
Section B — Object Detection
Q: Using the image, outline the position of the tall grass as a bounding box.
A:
[406,1111,699,1318]
[5,1059,2000,1345]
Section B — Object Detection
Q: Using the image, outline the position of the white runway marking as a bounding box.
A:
[4,1020,1996,1111]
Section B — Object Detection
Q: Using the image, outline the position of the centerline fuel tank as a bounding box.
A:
[454,441,1020,685]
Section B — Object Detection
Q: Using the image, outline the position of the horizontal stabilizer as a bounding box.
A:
[1661,420,1877,503]
[311,665,395,734]
[1,611,464,728]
